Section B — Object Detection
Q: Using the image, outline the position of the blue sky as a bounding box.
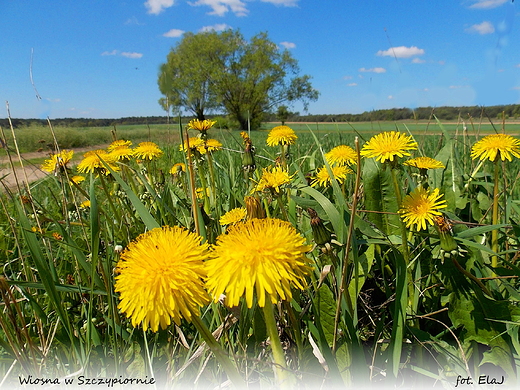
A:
[1,0,519,119]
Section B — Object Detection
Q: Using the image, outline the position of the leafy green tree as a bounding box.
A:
[276,105,291,125]
[158,30,319,129]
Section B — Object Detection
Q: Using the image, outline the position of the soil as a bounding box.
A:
[0,145,108,192]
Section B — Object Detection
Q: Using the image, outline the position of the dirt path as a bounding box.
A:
[0,145,109,191]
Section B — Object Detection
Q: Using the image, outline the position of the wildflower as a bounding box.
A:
[242,138,256,172]
[220,207,247,226]
[266,125,298,147]
[115,226,210,332]
[52,232,63,241]
[240,131,249,140]
[307,208,332,246]
[196,187,211,199]
[80,200,91,208]
[197,139,222,154]
[404,156,445,170]
[70,175,85,185]
[188,119,217,132]
[133,142,163,161]
[253,166,294,193]
[310,165,353,187]
[470,134,520,162]
[108,140,132,151]
[169,163,186,175]
[109,145,134,161]
[205,218,313,308]
[361,131,418,163]
[41,150,74,173]
[398,187,447,231]
[180,137,205,153]
[77,150,120,175]
[325,145,357,166]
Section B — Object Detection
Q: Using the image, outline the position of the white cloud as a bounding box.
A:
[261,0,298,6]
[125,16,144,25]
[359,67,386,73]
[465,21,495,34]
[347,83,358,87]
[199,23,232,32]
[388,95,394,100]
[377,46,425,58]
[101,50,118,56]
[163,28,185,37]
[412,58,426,64]
[468,0,508,9]
[145,0,175,14]
[121,52,143,59]
[189,0,248,16]
[280,41,296,49]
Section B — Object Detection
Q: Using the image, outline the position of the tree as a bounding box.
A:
[276,105,291,125]
[158,30,319,129]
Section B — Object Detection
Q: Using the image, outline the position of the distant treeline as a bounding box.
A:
[2,104,520,129]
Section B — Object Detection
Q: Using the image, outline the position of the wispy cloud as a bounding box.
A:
[261,0,298,6]
[189,0,248,16]
[280,41,296,49]
[359,67,386,73]
[376,46,425,58]
[347,83,357,87]
[465,21,495,34]
[412,58,426,64]
[163,28,185,37]
[199,23,232,32]
[121,52,143,59]
[101,50,119,56]
[468,0,508,9]
[101,50,143,59]
[125,16,145,25]
[145,0,175,14]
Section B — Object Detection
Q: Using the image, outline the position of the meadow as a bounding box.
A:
[1,117,520,389]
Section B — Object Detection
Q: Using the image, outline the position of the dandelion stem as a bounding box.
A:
[491,160,500,271]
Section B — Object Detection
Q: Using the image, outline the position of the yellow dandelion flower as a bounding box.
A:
[133,142,163,161]
[196,187,211,199]
[70,175,85,185]
[169,163,186,175]
[266,125,298,147]
[109,145,134,161]
[108,140,132,151]
[115,226,210,332]
[180,137,205,152]
[80,200,91,208]
[310,165,353,187]
[471,134,520,162]
[41,150,74,173]
[219,207,247,226]
[398,187,447,231]
[240,131,249,140]
[253,166,294,193]
[188,119,217,132]
[404,156,445,170]
[361,131,418,163]
[77,150,120,175]
[52,232,63,241]
[197,139,222,154]
[205,218,313,308]
[325,145,357,166]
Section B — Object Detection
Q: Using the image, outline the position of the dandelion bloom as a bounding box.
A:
[80,200,91,208]
[109,146,134,161]
[197,139,222,154]
[404,157,445,170]
[206,218,313,308]
[188,119,217,132]
[398,187,447,231]
[180,137,205,152]
[77,150,120,175]
[325,145,357,166]
[266,125,298,147]
[115,226,210,332]
[253,166,294,193]
[133,142,163,161]
[70,175,85,185]
[41,150,74,173]
[169,163,186,175]
[311,165,353,187]
[108,140,132,151]
[471,134,520,162]
[219,207,247,226]
[361,131,418,163]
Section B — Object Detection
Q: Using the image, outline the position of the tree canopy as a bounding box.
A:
[158,30,319,130]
